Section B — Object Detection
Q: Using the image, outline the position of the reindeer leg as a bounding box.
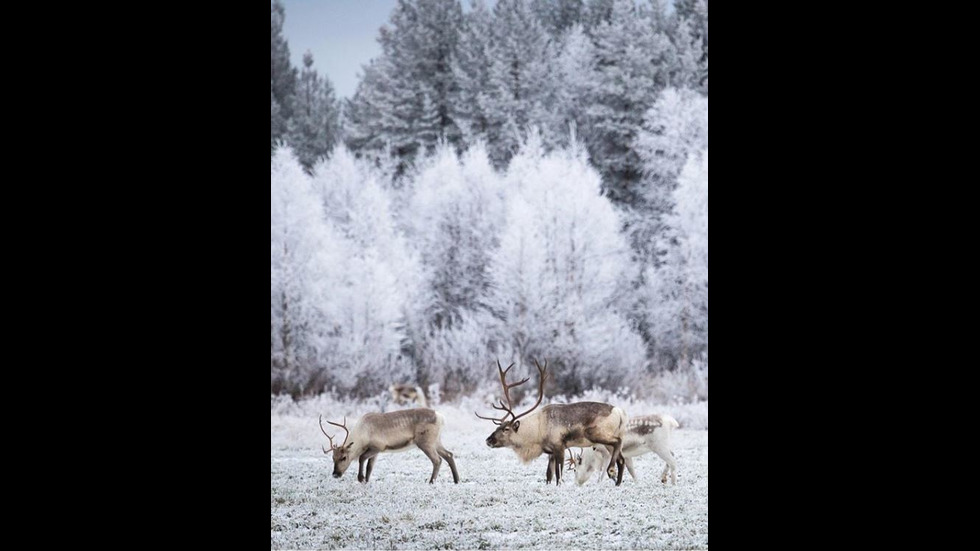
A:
[670,450,677,485]
[365,456,377,482]
[358,448,380,483]
[554,446,566,485]
[657,449,677,485]
[546,455,555,484]
[421,445,442,484]
[437,446,460,484]
[625,456,637,480]
[585,429,625,486]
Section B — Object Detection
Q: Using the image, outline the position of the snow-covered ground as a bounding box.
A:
[272,395,707,549]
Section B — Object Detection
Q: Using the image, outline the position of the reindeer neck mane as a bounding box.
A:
[508,412,545,463]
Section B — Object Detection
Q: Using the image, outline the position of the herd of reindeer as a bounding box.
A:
[319,359,679,487]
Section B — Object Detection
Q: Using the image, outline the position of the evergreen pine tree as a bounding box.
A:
[287,51,340,172]
[271,0,297,147]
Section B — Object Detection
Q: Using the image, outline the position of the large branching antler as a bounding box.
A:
[475,358,548,425]
[475,360,518,425]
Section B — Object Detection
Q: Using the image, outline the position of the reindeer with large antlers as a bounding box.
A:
[477,359,629,485]
[319,408,460,484]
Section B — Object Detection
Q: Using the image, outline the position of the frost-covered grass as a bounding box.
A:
[272,394,707,550]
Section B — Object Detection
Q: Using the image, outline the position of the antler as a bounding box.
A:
[324,415,350,448]
[565,449,576,471]
[476,360,522,424]
[319,414,336,454]
[510,359,547,422]
[475,358,548,424]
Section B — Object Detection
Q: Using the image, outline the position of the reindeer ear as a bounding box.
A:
[513,420,520,432]
[346,441,355,449]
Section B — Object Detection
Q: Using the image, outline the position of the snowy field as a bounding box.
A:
[272,394,707,550]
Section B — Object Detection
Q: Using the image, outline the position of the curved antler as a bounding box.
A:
[476,360,521,424]
[325,415,350,448]
[319,414,336,454]
[510,359,547,422]
[476,358,548,425]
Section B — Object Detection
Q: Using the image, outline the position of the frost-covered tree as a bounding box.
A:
[624,87,707,362]
[695,0,708,93]
[272,144,417,397]
[271,146,346,395]
[531,0,585,37]
[632,87,708,266]
[550,24,596,147]
[309,147,417,394]
[452,0,494,147]
[586,0,664,205]
[346,0,463,174]
[402,143,508,395]
[481,0,556,167]
[407,143,504,332]
[344,56,410,157]
[583,0,615,31]
[271,0,297,145]
[311,147,418,288]
[645,149,707,369]
[670,16,704,91]
[671,0,708,94]
[485,133,647,394]
[272,85,286,153]
[287,51,340,172]
[638,89,708,191]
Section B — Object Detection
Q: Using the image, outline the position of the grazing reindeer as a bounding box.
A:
[476,359,628,485]
[319,409,460,484]
[568,414,679,485]
[389,384,427,408]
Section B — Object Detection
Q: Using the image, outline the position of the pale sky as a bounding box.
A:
[280,0,398,100]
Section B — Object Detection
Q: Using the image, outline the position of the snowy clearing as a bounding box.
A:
[272,396,707,549]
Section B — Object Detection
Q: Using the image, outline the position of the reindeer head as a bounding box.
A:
[477,359,547,448]
[319,415,355,477]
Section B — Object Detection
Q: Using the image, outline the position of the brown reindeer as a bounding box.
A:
[319,409,460,484]
[476,359,628,485]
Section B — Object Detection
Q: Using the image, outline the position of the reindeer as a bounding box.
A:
[476,359,628,485]
[319,409,460,484]
[567,414,679,485]
[389,384,427,408]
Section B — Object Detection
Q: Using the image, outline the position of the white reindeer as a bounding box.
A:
[319,408,460,484]
[569,414,679,485]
